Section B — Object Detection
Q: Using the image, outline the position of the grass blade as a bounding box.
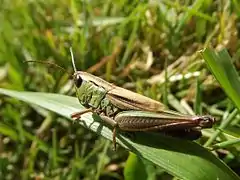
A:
[201,48,240,111]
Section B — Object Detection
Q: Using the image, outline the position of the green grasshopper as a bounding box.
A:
[69,49,216,150]
[26,50,216,150]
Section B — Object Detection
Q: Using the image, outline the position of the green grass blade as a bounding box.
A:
[0,123,18,141]
[124,153,148,180]
[0,88,239,180]
[201,48,240,111]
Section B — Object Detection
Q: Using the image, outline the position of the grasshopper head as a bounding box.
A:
[73,72,90,106]
[198,115,216,128]
[73,72,83,88]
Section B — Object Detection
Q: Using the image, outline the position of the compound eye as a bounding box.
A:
[74,74,83,88]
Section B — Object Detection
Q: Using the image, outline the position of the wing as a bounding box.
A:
[107,86,167,112]
[115,110,199,131]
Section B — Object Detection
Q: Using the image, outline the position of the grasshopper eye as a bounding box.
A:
[74,74,83,87]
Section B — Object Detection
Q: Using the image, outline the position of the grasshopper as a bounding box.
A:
[69,49,216,150]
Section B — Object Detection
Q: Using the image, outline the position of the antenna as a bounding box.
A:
[70,47,77,73]
[24,60,69,75]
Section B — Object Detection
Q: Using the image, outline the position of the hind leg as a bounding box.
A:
[99,115,118,151]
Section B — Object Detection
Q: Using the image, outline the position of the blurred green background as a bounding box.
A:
[1,0,240,179]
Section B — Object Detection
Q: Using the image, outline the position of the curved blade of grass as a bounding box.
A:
[201,48,240,147]
[201,48,240,111]
[0,123,18,141]
[124,153,148,180]
[0,88,239,180]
